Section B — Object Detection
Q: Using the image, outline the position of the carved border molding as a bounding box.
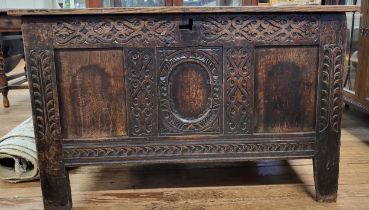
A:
[224,47,253,134]
[53,17,178,47]
[28,50,61,139]
[63,141,315,159]
[158,48,222,134]
[319,44,343,133]
[199,15,320,44]
[52,14,319,47]
[125,48,157,136]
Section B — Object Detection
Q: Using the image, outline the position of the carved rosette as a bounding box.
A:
[28,50,61,139]
[158,48,222,134]
[224,47,253,134]
[319,44,343,133]
[125,48,157,136]
[199,15,319,44]
[64,141,315,159]
[53,17,177,46]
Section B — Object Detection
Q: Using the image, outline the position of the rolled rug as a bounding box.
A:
[0,117,39,182]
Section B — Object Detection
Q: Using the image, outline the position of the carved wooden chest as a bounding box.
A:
[11,6,358,209]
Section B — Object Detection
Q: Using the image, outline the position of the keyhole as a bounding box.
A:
[179,18,193,30]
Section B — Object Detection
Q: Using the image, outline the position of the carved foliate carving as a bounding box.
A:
[199,15,319,44]
[52,15,319,47]
[224,47,253,134]
[53,17,177,46]
[29,50,61,139]
[125,48,157,136]
[319,44,343,133]
[158,48,222,134]
[64,141,315,159]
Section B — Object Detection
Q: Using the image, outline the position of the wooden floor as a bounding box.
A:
[1,88,369,209]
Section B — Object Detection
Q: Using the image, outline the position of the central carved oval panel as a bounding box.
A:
[158,48,222,134]
[169,62,211,120]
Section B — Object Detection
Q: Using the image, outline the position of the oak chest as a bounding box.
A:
[11,6,358,209]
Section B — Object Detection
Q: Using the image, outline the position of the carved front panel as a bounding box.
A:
[53,16,178,47]
[224,47,254,134]
[125,48,157,136]
[198,14,320,45]
[158,48,222,134]
[51,14,320,49]
[56,49,127,138]
[256,46,318,133]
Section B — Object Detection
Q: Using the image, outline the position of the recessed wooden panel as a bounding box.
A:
[158,48,222,134]
[256,47,318,133]
[170,62,211,119]
[56,49,127,138]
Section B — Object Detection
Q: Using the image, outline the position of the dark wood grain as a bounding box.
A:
[55,49,127,139]
[224,47,254,134]
[63,138,316,165]
[50,14,323,49]
[52,16,179,48]
[22,17,73,209]
[314,13,346,202]
[256,47,318,133]
[197,14,320,46]
[172,65,210,118]
[26,49,72,210]
[158,47,222,134]
[124,48,157,137]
